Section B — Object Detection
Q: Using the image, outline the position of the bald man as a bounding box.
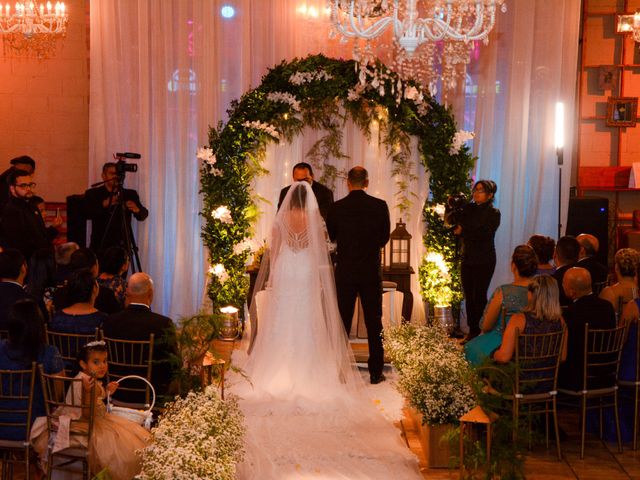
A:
[558,267,616,390]
[576,233,608,288]
[103,273,178,401]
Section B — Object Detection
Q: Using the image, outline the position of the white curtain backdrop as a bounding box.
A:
[470,0,581,292]
[89,0,581,319]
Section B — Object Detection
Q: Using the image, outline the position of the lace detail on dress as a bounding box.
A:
[285,229,309,251]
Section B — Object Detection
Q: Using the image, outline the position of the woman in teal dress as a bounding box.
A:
[464,245,538,367]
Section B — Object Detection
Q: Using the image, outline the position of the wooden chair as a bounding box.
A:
[505,327,566,460]
[45,327,100,375]
[102,334,154,408]
[558,323,627,459]
[0,362,36,480]
[39,366,96,480]
[617,321,640,450]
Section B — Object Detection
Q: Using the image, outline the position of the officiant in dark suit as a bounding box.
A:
[278,162,333,221]
[327,166,390,384]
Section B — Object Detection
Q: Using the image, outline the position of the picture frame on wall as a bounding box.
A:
[598,66,618,91]
[607,97,638,127]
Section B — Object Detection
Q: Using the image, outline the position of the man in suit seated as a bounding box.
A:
[103,272,178,401]
[278,162,334,221]
[558,267,616,391]
[0,249,30,330]
[576,233,609,289]
[552,236,580,307]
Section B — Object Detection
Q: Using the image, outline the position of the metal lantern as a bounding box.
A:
[389,219,411,269]
[219,305,240,340]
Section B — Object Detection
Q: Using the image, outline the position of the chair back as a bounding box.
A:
[0,362,36,442]
[514,326,565,397]
[45,327,100,375]
[38,366,95,453]
[581,323,627,391]
[102,334,154,407]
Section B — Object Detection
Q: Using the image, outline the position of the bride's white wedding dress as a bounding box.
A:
[229,182,421,479]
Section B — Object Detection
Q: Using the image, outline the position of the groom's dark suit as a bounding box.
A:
[326,189,390,380]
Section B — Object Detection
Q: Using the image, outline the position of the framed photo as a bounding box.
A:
[598,66,618,91]
[607,97,638,127]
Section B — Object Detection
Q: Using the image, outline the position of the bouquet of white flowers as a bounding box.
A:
[137,385,245,480]
[384,323,475,426]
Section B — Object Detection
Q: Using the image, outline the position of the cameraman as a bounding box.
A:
[453,180,500,342]
[84,162,148,255]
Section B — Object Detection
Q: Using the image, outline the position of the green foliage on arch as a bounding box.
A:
[200,54,475,313]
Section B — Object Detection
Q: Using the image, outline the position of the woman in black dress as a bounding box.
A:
[454,180,501,342]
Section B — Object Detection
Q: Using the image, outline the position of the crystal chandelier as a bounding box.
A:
[328,0,506,97]
[0,2,69,58]
[617,11,640,43]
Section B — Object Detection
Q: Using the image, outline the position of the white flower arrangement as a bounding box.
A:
[420,251,454,307]
[233,238,259,255]
[209,264,229,284]
[449,130,475,155]
[242,120,280,140]
[384,323,475,426]
[266,91,301,112]
[196,147,223,176]
[211,206,233,224]
[288,69,333,85]
[430,203,446,220]
[137,385,245,480]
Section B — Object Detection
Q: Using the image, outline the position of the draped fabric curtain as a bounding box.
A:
[470,0,581,292]
[89,0,581,319]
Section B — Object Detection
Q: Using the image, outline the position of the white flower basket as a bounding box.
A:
[107,375,155,430]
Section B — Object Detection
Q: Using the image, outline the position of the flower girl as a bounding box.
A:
[32,341,150,480]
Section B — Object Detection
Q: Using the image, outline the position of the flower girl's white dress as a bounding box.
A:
[230,182,421,479]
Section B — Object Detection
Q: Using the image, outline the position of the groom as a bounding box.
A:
[327,166,390,384]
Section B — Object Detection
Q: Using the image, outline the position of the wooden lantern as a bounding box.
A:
[388,219,411,269]
[459,405,498,473]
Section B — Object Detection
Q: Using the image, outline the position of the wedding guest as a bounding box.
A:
[0,299,64,442]
[29,195,63,244]
[103,272,179,401]
[0,155,35,214]
[616,291,640,442]
[0,249,31,331]
[552,236,580,307]
[527,234,556,276]
[54,242,79,284]
[493,275,566,367]
[25,248,57,320]
[599,248,639,316]
[278,162,334,221]
[558,267,616,391]
[454,180,501,342]
[464,245,537,367]
[576,233,609,289]
[0,169,48,260]
[50,269,107,335]
[98,246,129,307]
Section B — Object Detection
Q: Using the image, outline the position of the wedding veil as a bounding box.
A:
[248,180,362,392]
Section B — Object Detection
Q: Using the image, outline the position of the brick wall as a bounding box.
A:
[0,0,89,202]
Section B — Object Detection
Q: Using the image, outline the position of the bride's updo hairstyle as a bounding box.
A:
[288,182,308,210]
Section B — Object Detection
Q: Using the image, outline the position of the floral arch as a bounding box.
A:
[199,54,475,315]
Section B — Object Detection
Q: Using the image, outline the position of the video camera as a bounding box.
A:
[114,152,140,176]
[444,193,468,227]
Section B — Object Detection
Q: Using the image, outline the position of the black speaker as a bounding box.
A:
[566,196,608,267]
[65,194,86,248]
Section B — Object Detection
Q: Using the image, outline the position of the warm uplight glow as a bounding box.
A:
[220,306,239,314]
[555,102,564,150]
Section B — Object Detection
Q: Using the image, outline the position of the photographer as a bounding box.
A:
[84,162,148,255]
[452,180,500,342]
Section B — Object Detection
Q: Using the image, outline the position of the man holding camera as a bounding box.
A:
[84,162,148,255]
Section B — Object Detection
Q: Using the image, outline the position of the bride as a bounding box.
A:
[229,181,422,479]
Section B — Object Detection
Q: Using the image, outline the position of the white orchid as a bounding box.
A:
[196,146,214,162]
[242,120,280,140]
[267,91,301,112]
[288,69,333,85]
[209,263,229,284]
[449,130,475,155]
[211,206,233,224]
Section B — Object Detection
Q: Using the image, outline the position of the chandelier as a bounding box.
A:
[617,11,640,43]
[328,0,506,97]
[0,2,69,58]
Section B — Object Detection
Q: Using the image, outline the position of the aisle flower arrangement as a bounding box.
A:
[384,323,475,425]
[137,385,245,480]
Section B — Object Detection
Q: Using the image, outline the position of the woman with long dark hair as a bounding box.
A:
[454,179,501,342]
